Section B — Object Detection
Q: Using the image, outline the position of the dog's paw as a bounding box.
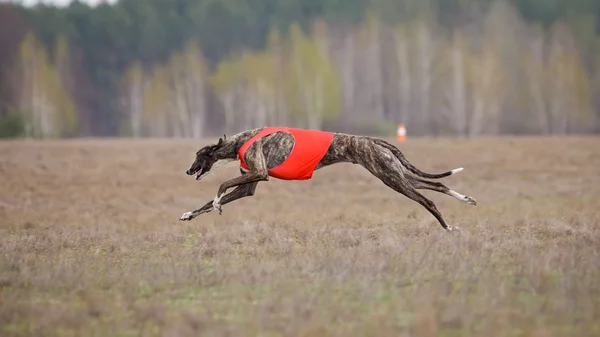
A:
[179,211,195,221]
[465,196,477,206]
[212,195,223,215]
[446,225,460,233]
[450,190,476,206]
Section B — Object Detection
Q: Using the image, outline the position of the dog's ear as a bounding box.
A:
[217,137,224,146]
[223,134,227,140]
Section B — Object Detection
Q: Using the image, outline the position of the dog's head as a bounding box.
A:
[185,136,231,180]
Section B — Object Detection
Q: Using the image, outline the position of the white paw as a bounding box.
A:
[446,226,460,233]
[212,194,223,215]
[464,195,477,206]
[179,211,194,221]
[450,190,477,206]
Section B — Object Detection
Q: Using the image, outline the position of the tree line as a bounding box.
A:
[0,0,599,138]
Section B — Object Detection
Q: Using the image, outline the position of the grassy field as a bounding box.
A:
[1,136,599,337]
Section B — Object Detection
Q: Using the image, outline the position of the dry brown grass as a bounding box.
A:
[1,136,599,337]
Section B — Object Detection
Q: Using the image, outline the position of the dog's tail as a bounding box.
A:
[375,139,463,179]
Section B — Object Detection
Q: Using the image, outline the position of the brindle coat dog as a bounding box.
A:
[179,127,477,232]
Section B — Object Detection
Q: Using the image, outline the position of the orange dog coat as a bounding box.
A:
[238,127,335,180]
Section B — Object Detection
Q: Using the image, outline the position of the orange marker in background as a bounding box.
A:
[396,123,406,142]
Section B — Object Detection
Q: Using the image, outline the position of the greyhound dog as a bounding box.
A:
[179,126,476,232]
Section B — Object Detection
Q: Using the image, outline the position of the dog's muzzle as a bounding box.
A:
[186,168,204,180]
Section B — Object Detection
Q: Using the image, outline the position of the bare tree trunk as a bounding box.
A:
[451,31,467,136]
[470,92,484,137]
[129,79,143,137]
[259,80,278,127]
[417,21,433,135]
[308,75,324,130]
[341,32,356,120]
[191,112,202,139]
[222,89,235,134]
[255,81,267,128]
[19,52,33,137]
[40,93,52,138]
[188,77,205,139]
[527,31,550,134]
[395,28,411,127]
[549,79,567,134]
[173,85,188,137]
[242,84,254,131]
[366,21,385,120]
[469,50,495,137]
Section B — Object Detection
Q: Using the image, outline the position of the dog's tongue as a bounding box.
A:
[196,170,202,179]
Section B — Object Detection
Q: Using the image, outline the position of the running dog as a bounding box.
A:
[179,126,477,232]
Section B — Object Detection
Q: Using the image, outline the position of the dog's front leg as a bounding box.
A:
[212,142,269,214]
[179,182,259,221]
[212,172,267,214]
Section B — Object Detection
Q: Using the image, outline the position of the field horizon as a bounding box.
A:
[1,136,599,337]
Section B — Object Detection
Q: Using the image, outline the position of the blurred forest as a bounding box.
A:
[1,0,599,138]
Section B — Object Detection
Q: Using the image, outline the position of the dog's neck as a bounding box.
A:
[214,142,240,161]
[215,128,264,161]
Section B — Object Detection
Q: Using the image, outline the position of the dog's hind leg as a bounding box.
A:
[179,181,258,221]
[360,150,456,232]
[407,177,477,206]
[381,175,456,232]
